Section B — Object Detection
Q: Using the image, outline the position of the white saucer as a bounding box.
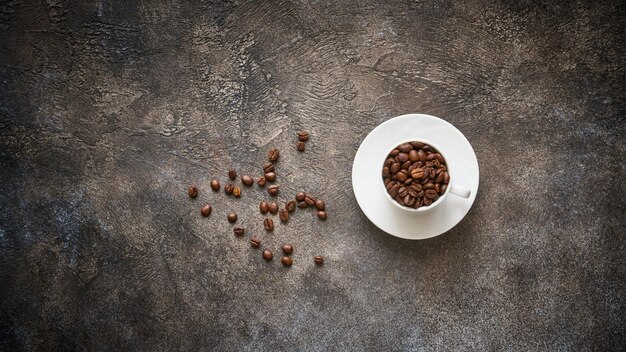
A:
[352,114,479,240]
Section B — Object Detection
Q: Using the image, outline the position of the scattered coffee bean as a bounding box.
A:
[242,175,253,186]
[317,211,327,220]
[269,202,278,214]
[227,212,237,223]
[268,185,279,196]
[210,179,220,191]
[314,255,324,265]
[265,172,276,182]
[297,201,308,209]
[257,176,266,187]
[188,186,198,198]
[281,256,293,267]
[268,148,279,161]
[297,141,305,152]
[282,244,293,254]
[250,236,260,248]
[232,186,241,197]
[260,201,269,214]
[263,218,274,231]
[224,183,234,195]
[263,162,275,173]
[295,192,306,202]
[285,201,296,213]
[297,130,310,142]
[233,226,245,237]
[200,204,212,217]
[228,169,237,180]
[304,194,316,205]
[315,199,325,211]
[279,209,289,222]
[262,249,273,261]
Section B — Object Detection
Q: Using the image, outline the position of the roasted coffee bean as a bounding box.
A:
[396,170,408,182]
[304,195,316,205]
[257,176,266,187]
[398,143,412,153]
[298,201,308,209]
[410,141,425,149]
[228,169,237,180]
[315,200,325,211]
[411,168,424,179]
[279,209,289,222]
[200,204,212,217]
[435,153,444,163]
[408,188,418,197]
[409,150,419,162]
[404,195,415,206]
[268,147,279,161]
[382,167,389,177]
[297,130,310,142]
[281,256,293,267]
[422,145,432,152]
[250,236,261,248]
[269,202,278,214]
[423,197,432,206]
[441,184,448,194]
[435,172,445,183]
[295,192,306,202]
[260,201,269,214]
[188,186,198,198]
[314,255,324,265]
[401,160,411,170]
[398,186,408,198]
[297,141,306,152]
[443,172,450,184]
[397,153,409,163]
[210,179,220,191]
[233,226,245,237]
[262,249,273,261]
[263,162,275,173]
[424,189,438,199]
[426,152,436,161]
[389,184,400,198]
[268,185,280,196]
[265,172,276,182]
[403,178,413,185]
[317,211,327,220]
[435,183,441,193]
[232,186,241,197]
[224,183,234,195]
[410,183,422,191]
[242,175,254,186]
[227,212,237,223]
[390,149,400,157]
[390,162,400,174]
[384,178,391,187]
[282,244,293,254]
[423,183,435,189]
[395,194,404,204]
[263,218,274,231]
[385,158,394,167]
[286,200,296,213]
[417,149,426,161]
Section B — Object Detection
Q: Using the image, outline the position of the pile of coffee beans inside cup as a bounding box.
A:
[382,141,450,209]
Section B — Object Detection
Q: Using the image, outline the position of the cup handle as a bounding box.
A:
[450,184,471,199]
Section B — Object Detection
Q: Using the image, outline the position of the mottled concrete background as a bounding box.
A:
[1,0,624,351]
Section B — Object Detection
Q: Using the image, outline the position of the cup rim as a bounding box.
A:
[380,138,451,212]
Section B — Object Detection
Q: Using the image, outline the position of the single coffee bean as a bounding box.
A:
[401,160,411,170]
[409,150,419,162]
[397,153,409,163]
[440,184,448,194]
[396,171,408,182]
[286,200,296,213]
[281,256,293,267]
[411,168,424,179]
[269,202,278,214]
[426,152,435,161]
[268,185,279,196]
[210,179,220,191]
[424,189,438,199]
[263,162,275,173]
[233,226,245,237]
[242,175,253,186]
[389,184,400,198]
[403,178,413,186]
[417,149,426,161]
[423,183,435,189]
[423,197,433,206]
[298,201,308,209]
[232,186,241,197]
[295,192,306,202]
[434,153,444,163]
[200,204,212,217]
[250,236,261,248]
[224,183,234,195]
[265,172,276,182]
[297,130,310,142]
[443,172,450,184]
[227,212,237,223]
[384,158,394,167]
[390,149,400,157]
[435,183,441,193]
[422,145,432,152]
[315,199,325,211]
[382,167,389,177]
[188,186,198,198]
[282,244,293,254]
[408,187,418,197]
[398,186,408,198]
[304,194,316,205]
[297,141,305,152]
[314,255,324,265]
[279,209,289,222]
[268,147,279,161]
[263,218,274,231]
[410,141,425,149]
[260,201,269,214]
[262,249,273,261]
[390,162,400,174]
[435,172,445,183]
[404,195,415,206]
[317,211,327,220]
[411,183,422,191]
[257,176,266,187]
[228,169,237,180]
[398,143,412,153]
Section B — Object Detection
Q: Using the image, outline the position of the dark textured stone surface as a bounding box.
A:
[1,1,625,350]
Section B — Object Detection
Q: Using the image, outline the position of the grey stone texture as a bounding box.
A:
[1,0,624,351]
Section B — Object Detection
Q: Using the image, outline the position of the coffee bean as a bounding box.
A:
[295,192,306,202]
[409,150,419,162]
[417,149,426,162]
[228,169,237,180]
[263,162,275,173]
[423,197,433,206]
[262,249,273,261]
[265,172,276,182]
[279,209,289,222]
[304,194,316,205]
[382,167,389,177]
[443,172,450,184]
[268,148,279,161]
[268,185,279,196]
[403,178,413,185]
[401,160,411,170]
[210,180,220,191]
[232,186,241,197]
[398,186,408,198]
[257,176,266,187]
[441,184,448,194]
[242,175,253,186]
[297,130,310,142]
[286,201,296,213]
[398,143,412,153]
[188,186,198,198]
[317,211,327,220]
[315,199,325,210]
[404,195,415,206]
[411,168,424,179]
[424,189,438,199]
[435,183,441,193]
[281,256,293,267]
[411,183,422,191]
[224,183,234,195]
[397,153,409,163]
[423,183,435,189]
[200,204,212,217]
[422,145,432,152]
[389,184,400,198]
[269,202,278,214]
[410,141,425,149]
[396,170,408,182]
[233,226,245,237]
[297,141,306,151]
[250,236,261,248]
[314,255,324,265]
[263,218,274,231]
[390,149,400,157]
[435,172,445,183]
[390,162,400,174]
[260,201,269,214]
[227,212,237,223]
[426,152,435,161]
[282,244,293,254]
[385,158,394,167]
[297,201,308,209]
